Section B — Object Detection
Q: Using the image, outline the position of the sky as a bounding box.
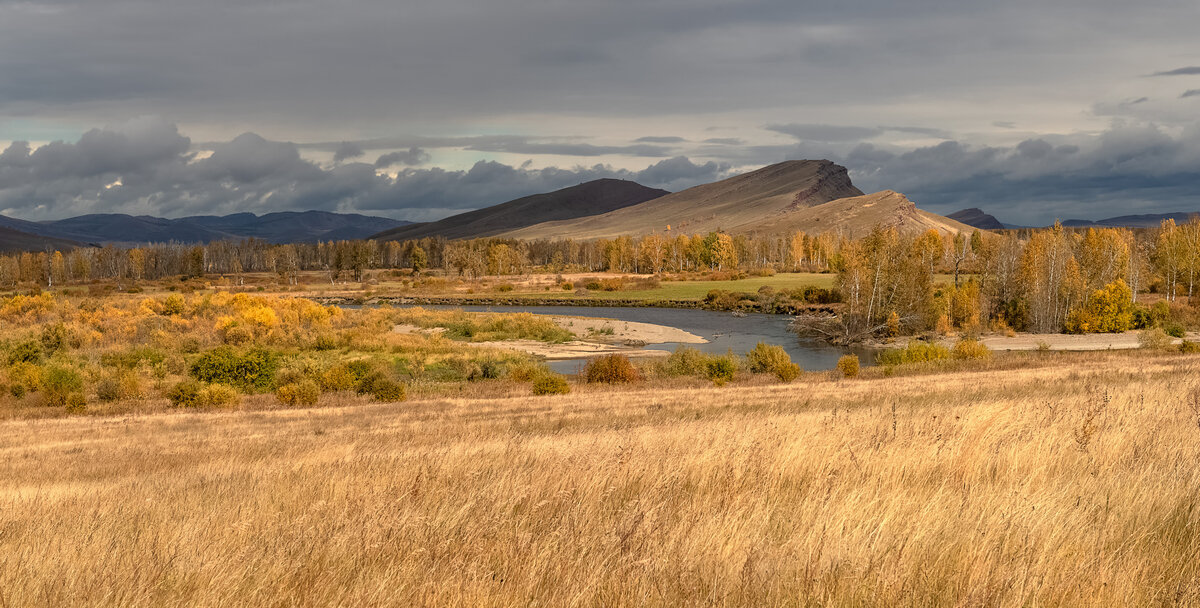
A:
[1,0,1199,225]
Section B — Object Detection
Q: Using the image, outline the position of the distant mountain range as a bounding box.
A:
[0,211,410,247]
[947,208,1200,230]
[377,160,972,242]
[373,179,668,242]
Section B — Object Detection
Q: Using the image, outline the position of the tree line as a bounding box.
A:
[3,219,1198,336]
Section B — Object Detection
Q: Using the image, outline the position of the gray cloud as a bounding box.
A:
[332,142,365,162]
[703,138,744,145]
[375,147,430,168]
[1152,66,1200,76]
[0,119,728,222]
[635,136,687,143]
[1183,89,1200,99]
[767,123,883,142]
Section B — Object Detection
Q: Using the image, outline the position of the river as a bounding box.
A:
[406,304,873,373]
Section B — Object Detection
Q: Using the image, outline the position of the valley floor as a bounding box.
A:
[3,350,1200,606]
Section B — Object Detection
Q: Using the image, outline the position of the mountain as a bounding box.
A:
[498,160,969,239]
[0,226,83,253]
[947,208,1005,230]
[1060,212,1200,229]
[373,179,668,241]
[0,211,410,245]
[501,160,865,240]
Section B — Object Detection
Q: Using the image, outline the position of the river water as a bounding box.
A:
[408,304,872,373]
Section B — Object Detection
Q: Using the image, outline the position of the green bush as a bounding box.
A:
[189,346,280,392]
[1180,340,1200,354]
[836,354,860,378]
[746,342,800,382]
[166,380,202,407]
[876,341,950,366]
[7,340,42,365]
[356,371,406,402]
[661,346,709,377]
[532,374,571,395]
[704,356,737,386]
[42,366,84,409]
[276,379,320,406]
[951,339,991,360]
[1165,323,1186,339]
[40,323,71,352]
[584,354,640,383]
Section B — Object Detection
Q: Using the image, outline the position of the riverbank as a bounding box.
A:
[395,314,708,360]
[313,294,838,315]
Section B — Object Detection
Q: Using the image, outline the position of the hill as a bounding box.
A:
[1061,212,1200,229]
[0,211,409,245]
[373,179,668,241]
[500,160,970,239]
[947,208,1005,230]
[0,226,83,252]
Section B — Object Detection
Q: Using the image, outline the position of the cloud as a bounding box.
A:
[634,136,687,143]
[1152,66,1200,76]
[843,122,1200,224]
[0,120,728,221]
[703,138,744,145]
[332,142,365,162]
[462,140,672,157]
[1183,89,1200,98]
[375,147,430,168]
[766,123,883,142]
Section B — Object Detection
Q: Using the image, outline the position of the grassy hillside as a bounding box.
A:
[3,350,1199,604]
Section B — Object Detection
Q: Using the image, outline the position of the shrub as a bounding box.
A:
[532,374,571,395]
[198,384,240,408]
[584,354,639,383]
[661,346,708,377]
[1180,340,1200,354]
[356,371,406,402]
[951,339,991,360]
[159,294,186,316]
[166,380,202,407]
[1139,328,1174,351]
[746,342,800,382]
[704,356,737,386]
[7,340,42,365]
[276,379,320,406]
[7,361,42,392]
[1064,281,1134,333]
[189,346,280,392]
[40,323,71,352]
[221,325,254,346]
[1165,323,1186,339]
[561,282,573,291]
[876,341,950,366]
[312,334,338,351]
[506,360,549,383]
[320,362,359,391]
[836,354,860,378]
[494,283,515,292]
[42,366,84,408]
[96,373,143,402]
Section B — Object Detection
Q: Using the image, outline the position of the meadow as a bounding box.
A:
[2,349,1199,605]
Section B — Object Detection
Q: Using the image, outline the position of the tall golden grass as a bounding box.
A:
[2,351,1200,605]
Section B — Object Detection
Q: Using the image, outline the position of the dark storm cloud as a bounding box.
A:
[843,123,1200,224]
[0,120,727,221]
[1152,67,1200,76]
[374,147,430,169]
[332,142,365,162]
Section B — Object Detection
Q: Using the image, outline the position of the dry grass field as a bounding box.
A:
[3,351,1200,606]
